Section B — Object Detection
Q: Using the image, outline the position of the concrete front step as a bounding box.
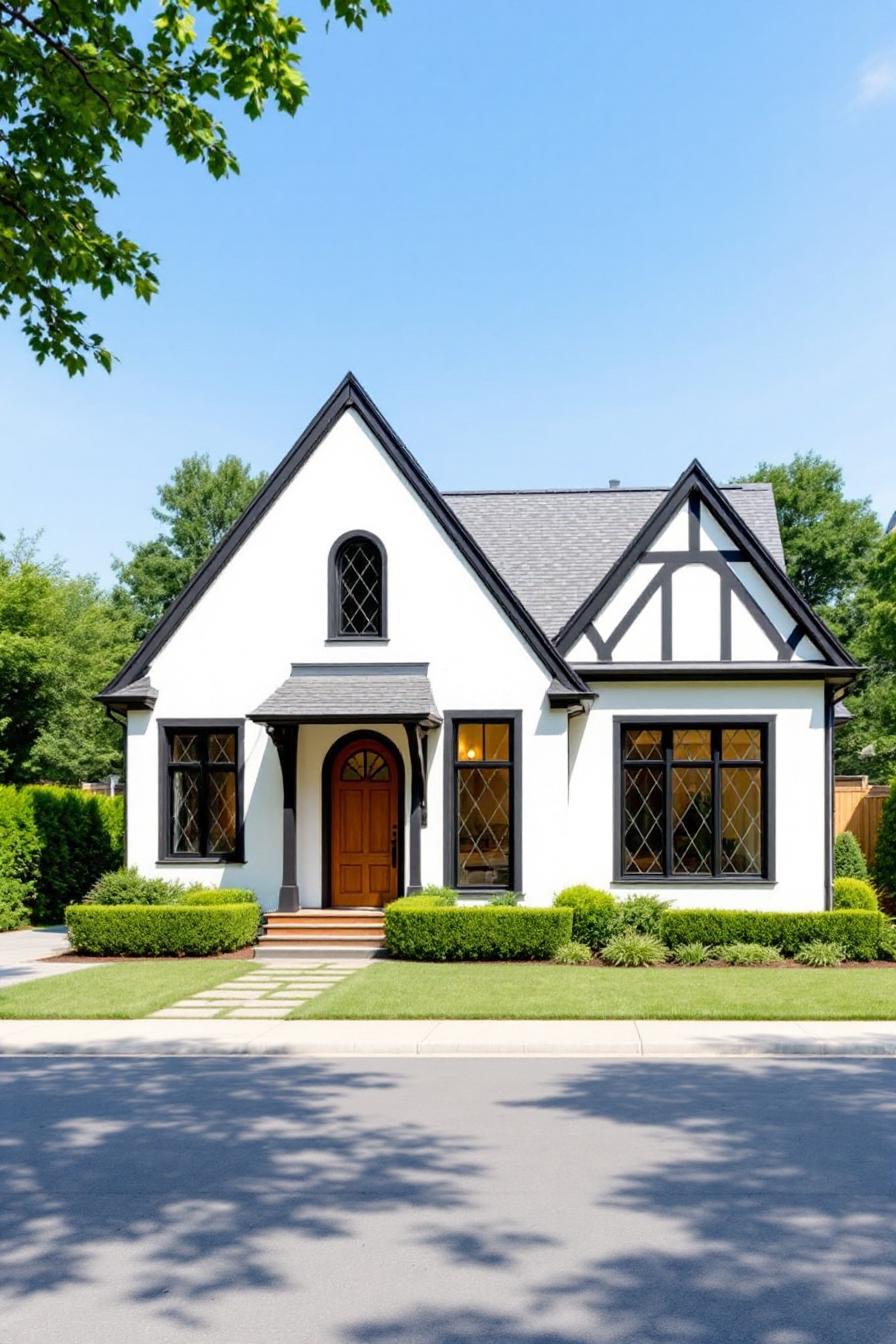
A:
[255,944,385,962]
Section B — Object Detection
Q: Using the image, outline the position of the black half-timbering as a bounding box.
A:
[443,711,522,892]
[614,717,775,883]
[158,720,245,862]
[328,531,387,640]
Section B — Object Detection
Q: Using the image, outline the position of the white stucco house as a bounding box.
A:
[98,374,858,916]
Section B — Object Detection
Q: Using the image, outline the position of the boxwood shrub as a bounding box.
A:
[65,903,260,956]
[385,905,573,961]
[833,831,870,881]
[659,908,882,961]
[833,877,879,911]
[85,868,182,905]
[553,887,619,950]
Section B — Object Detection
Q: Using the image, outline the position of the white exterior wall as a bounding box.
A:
[125,409,570,909]
[565,679,828,911]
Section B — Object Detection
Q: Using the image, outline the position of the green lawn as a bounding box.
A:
[0,961,252,1018]
[289,961,896,1020]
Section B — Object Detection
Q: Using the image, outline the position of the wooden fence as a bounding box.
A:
[834,776,889,866]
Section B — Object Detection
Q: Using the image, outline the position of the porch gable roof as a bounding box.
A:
[247,662,441,727]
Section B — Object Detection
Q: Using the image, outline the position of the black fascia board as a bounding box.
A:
[100,373,586,700]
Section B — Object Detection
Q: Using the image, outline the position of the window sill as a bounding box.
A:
[612,876,777,887]
[157,856,246,866]
[325,637,390,645]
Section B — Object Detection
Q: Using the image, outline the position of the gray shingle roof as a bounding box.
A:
[444,484,785,638]
[248,663,440,723]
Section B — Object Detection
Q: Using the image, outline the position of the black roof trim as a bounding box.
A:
[95,675,158,710]
[100,374,586,698]
[556,458,857,669]
[576,661,859,684]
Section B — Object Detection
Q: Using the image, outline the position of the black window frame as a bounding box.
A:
[327,530,388,641]
[158,720,245,864]
[443,711,522,894]
[614,717,775,884]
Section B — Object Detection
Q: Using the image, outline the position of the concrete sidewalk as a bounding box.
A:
[1,1016,896,1056]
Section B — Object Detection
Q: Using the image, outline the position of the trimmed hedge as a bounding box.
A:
[180,889,258,906]
[384,905,573,961]
[833,877,879,912]
[65,903,260,956]
[659,908,883,961]
[875,779,896,898]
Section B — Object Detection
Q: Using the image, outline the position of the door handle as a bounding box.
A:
[390,825,397,867]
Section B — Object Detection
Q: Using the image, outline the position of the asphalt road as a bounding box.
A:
[0,1057,894,1343]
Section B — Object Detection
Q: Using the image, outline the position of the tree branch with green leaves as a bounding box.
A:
[0,0,390,374]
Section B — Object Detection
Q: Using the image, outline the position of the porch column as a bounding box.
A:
[404,722,428,894]
[268,723,300,911]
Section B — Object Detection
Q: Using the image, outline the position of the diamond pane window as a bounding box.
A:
[165,727,240,859]
[172,771,201,853]
[623,766,664,874]
[624,729,663,761]
[619,723,769,880]
[721,766,763,874]
[335,536,384,637]
[671,767,713,874]
[172,734,199,764]
[722,728,761,761]
[452,718,516,890]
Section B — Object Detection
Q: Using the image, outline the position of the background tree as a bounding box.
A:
[736,454,893,782]
[114,452,267,637]
[735,454,881,615]
[0,0,390,374]
[0,537,135,783]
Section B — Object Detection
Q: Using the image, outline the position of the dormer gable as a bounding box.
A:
[556,460,855,670]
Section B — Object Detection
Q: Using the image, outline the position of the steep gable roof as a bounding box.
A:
[99,375,587,702]
[553,459,856,668]
[445,483,783,639]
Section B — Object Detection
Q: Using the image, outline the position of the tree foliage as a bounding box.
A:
[113,451,267,637]
[0,538,136,783]
[0,0,390,374]
[735,454,881,610]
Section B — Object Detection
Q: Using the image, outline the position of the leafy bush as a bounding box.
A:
[833,877,879,912]
[717,942,783,966]
[616,895,670,935]
[795,940,847,967]
[834,831,870,881]
[660,908,882,962]
[875,778,896,898]
[672,941,713,966]
[86,868,182,906]
[878,920,896,961]
[488,891,524,906]
[553,887,620,950]
[601,931,668,967]
[553,940,593,965]
[0,785,39,893]
[384,905,572,961]
[65,903,259,956]
[24,786,123,922]
[180,889,258,905]
[0,877,30,932]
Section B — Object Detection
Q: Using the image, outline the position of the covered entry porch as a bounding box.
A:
[248,663,440,912]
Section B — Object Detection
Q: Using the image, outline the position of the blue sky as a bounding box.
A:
[3,1,896,583]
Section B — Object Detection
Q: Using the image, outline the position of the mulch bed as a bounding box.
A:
[40,947,256,964]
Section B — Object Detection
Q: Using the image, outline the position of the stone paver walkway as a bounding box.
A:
[151,962,360,1019]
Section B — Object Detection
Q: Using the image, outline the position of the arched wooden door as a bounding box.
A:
[329,736,401,907]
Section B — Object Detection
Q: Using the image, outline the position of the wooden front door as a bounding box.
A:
[330,737,400,907]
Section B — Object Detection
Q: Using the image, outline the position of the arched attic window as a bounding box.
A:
[328,531,387,639]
